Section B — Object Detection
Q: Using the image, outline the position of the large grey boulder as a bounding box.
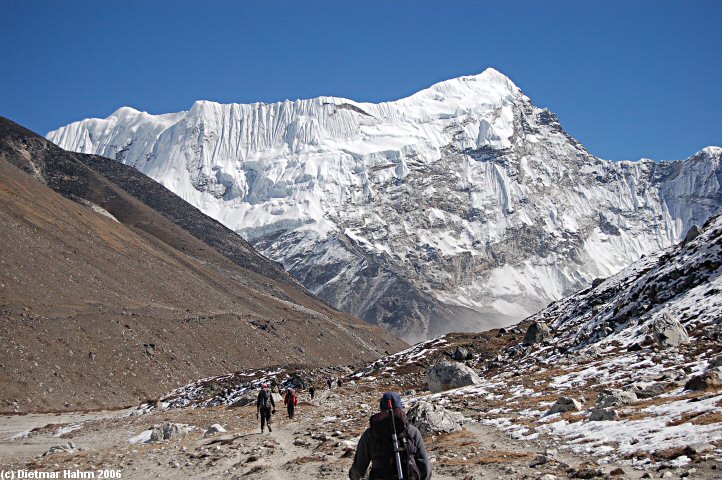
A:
[524,321,552,345]
[625,382,669,399]
[651,312,689,348]
[407,401,464,434]
[545,397,582,416]
[589,408,619,421]
[149,423,188,442]
[596,389,637,408]
[427,360,481,393]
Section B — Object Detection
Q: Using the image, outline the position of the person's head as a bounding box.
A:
[379,392,403,411]
[261,384,268,390]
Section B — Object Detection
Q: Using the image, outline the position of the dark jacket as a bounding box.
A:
[256,388,275,410]
[349,413,431,480]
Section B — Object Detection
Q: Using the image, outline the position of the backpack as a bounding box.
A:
[258,389,272,409]
[368,409,422,480]
[285,389,297,405]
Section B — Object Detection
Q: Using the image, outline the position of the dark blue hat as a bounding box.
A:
[380,392,403,410]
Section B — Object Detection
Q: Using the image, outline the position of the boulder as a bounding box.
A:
[452,347,471,361]
[289,372,306,390]
[407,400,463,434]
[545,397,582,416]
[150,423,188,442]
[651,312,689,348]
[625,382,669,399]
[684,368,722,391]
[523,321,552,345]
[427,360,481,393]
[589,407,619,421]
[596,389,637,408]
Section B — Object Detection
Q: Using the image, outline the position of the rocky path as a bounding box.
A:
[0,385,663,480]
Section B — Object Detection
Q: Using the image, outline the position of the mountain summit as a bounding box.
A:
[48,69,722,342]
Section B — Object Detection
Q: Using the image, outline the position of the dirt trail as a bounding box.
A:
[0,386,655,479]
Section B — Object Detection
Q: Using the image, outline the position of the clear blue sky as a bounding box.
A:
[1,0,720,160]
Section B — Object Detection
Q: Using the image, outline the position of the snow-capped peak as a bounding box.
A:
[47,69,722,341]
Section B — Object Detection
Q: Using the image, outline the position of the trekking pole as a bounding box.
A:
[388,400,404,480]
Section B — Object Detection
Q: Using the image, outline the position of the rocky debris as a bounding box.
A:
[596,389,637,408]
[651,312,689,348]
[684,368,722,391]
[545,397,582,416]
[452,347,472,361]
[288,372,306,389]
[150,423,189,442]
[407,400,464,434]
[709,355,722,368]
[204,424,226,436]
[523,321,551,345]
[427,360,481,393]
[42,442,77,456]
[589,407,619,421]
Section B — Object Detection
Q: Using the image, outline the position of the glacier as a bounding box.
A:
[47,68,722,343]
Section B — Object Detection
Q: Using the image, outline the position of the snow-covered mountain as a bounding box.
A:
[47,68,722,342]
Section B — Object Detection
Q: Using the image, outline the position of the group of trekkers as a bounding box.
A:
[255,382,431,479]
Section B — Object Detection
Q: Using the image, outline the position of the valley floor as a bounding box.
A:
[1,381,717,480]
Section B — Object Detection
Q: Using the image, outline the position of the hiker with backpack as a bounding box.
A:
[284,387,298,419]
[256,384,276,433]
[349,392,431,480]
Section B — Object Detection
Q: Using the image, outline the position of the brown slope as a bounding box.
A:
[0,117,406,413]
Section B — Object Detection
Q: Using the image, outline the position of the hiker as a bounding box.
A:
[256,384,276,433]
[284,387,298,419]
[349,392,431,480]
[327,377,333,389]
[337,377,343,388]
[309,386,316,399]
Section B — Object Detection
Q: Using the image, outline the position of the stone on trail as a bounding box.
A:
[427,360,481,393]
[523,321,552,345]
[407,400,464,434]
[545,397,582,416]
[651,312,689,348]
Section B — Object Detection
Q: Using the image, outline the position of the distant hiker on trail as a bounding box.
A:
[256,384,276,433]
[349,392,431,480]
[309,386,316,399]
[337,377,343,388]
[327,377,333,389]
[284,387,298,419]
